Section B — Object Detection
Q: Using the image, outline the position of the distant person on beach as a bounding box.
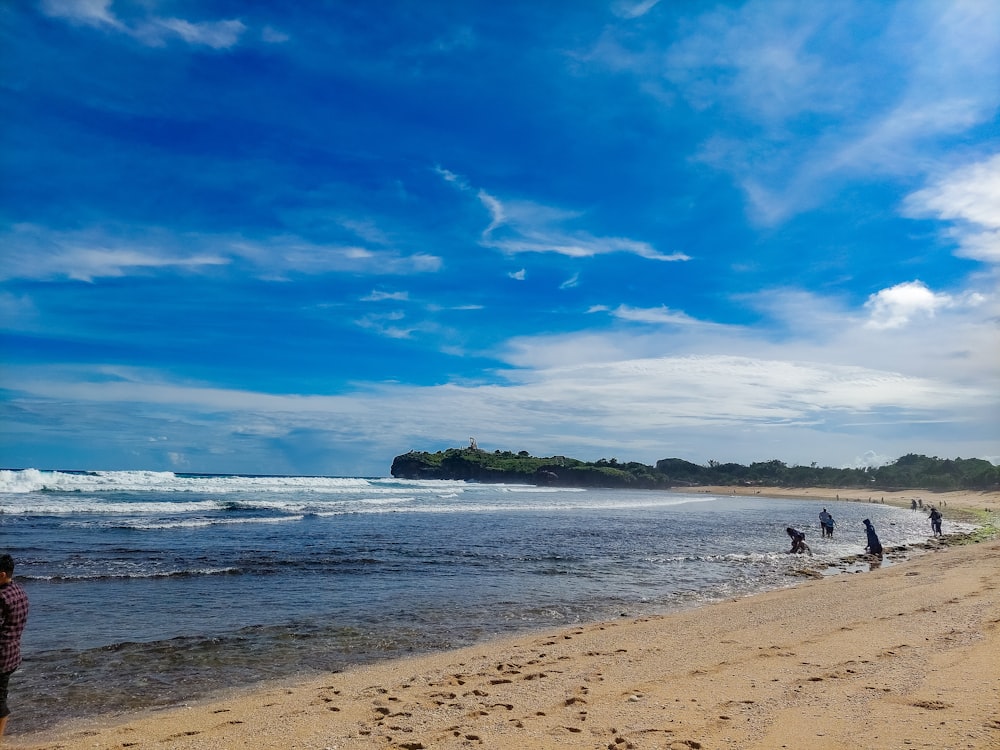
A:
[911,499,917,511]
[0,554,29,739]
[819,509,835,538]
[786,527,810,555]
[929,507,943,537]
[863,519,883,558]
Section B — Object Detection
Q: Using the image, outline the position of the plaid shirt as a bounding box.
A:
[0,581,29,673]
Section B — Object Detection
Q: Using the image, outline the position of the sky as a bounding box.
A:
[1,0,998,477]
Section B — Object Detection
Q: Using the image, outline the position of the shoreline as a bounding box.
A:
[677,485,999,521]
[6,488,999,749]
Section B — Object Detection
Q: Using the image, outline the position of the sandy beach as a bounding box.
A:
[5,489,999,750]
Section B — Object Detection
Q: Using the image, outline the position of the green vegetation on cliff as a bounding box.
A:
[390,448,670,488]
[391,448,999,491]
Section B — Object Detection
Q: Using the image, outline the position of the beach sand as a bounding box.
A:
[5,490,999,750]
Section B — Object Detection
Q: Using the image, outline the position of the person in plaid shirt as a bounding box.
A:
[0,554,29,738]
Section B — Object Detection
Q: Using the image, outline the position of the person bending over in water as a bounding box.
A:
[786,527,810,555]
[863,519,883,558]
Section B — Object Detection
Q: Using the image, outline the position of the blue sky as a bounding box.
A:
[2,0,998,477]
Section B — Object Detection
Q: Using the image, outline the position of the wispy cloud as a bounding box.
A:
[363,290,410,302]
[602,304,705,326]
[560,273,579,290]
[589,1,1000,225]
[0,225,229,282]
[437,169,688,262]
[475,191,688,261]
[40,0,247,49]
[39,0,122,28]
[136,17,246,49]
[1,225,442,282]
[903,153,1000,264]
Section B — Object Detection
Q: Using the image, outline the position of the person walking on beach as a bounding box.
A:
[0,554,29,739]
[819,509,835,538]
[863,519,883,559]
[929,507,943,537]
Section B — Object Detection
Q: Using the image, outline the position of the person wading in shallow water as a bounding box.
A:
[0,554,29,739]
[929,507,943,537]
[819,508,835,538]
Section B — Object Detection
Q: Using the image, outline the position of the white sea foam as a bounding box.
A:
[0,468,457,495]
[114,515,307,530]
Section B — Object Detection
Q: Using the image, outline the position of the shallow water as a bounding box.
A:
[0,470,966,732]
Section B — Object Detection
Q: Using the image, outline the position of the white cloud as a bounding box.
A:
[138,18,247,49]
[0,225,442,281]
[363,290,410,302]
[508,269,526,281]
[904,153,1000,263]
[560,273,580,290]
[433,165,470,190]
[863,280,981,330]
[261,26,290,44]
[612,0,662,20]
[5,345,991,475]
[40,0,247,49]
[849,450,894,469]
[0,225,229,282]
[477,190,506,236]
[606,304,703,326]
[439,170,689,262]
[40,0,122,28]
[589,1,1000,225]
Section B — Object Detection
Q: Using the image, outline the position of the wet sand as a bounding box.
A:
[5,490,999,750]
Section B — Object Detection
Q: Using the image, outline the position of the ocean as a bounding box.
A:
[0,469,970,733]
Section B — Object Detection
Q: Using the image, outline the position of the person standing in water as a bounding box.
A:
[819,508,835,538]
[0,554,29,739]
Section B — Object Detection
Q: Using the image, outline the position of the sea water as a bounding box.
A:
[0,469,971,733]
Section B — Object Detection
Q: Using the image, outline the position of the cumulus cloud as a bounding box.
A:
[863,280,983,330]
[904,153,1000,263]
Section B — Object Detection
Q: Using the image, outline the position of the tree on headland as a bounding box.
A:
[391,448,999,490]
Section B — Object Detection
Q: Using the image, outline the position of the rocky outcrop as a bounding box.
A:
[390,448,671,489]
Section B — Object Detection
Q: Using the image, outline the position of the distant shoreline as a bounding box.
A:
[679,485,999,524]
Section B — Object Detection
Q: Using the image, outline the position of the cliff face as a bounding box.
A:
[390,448,671,489]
